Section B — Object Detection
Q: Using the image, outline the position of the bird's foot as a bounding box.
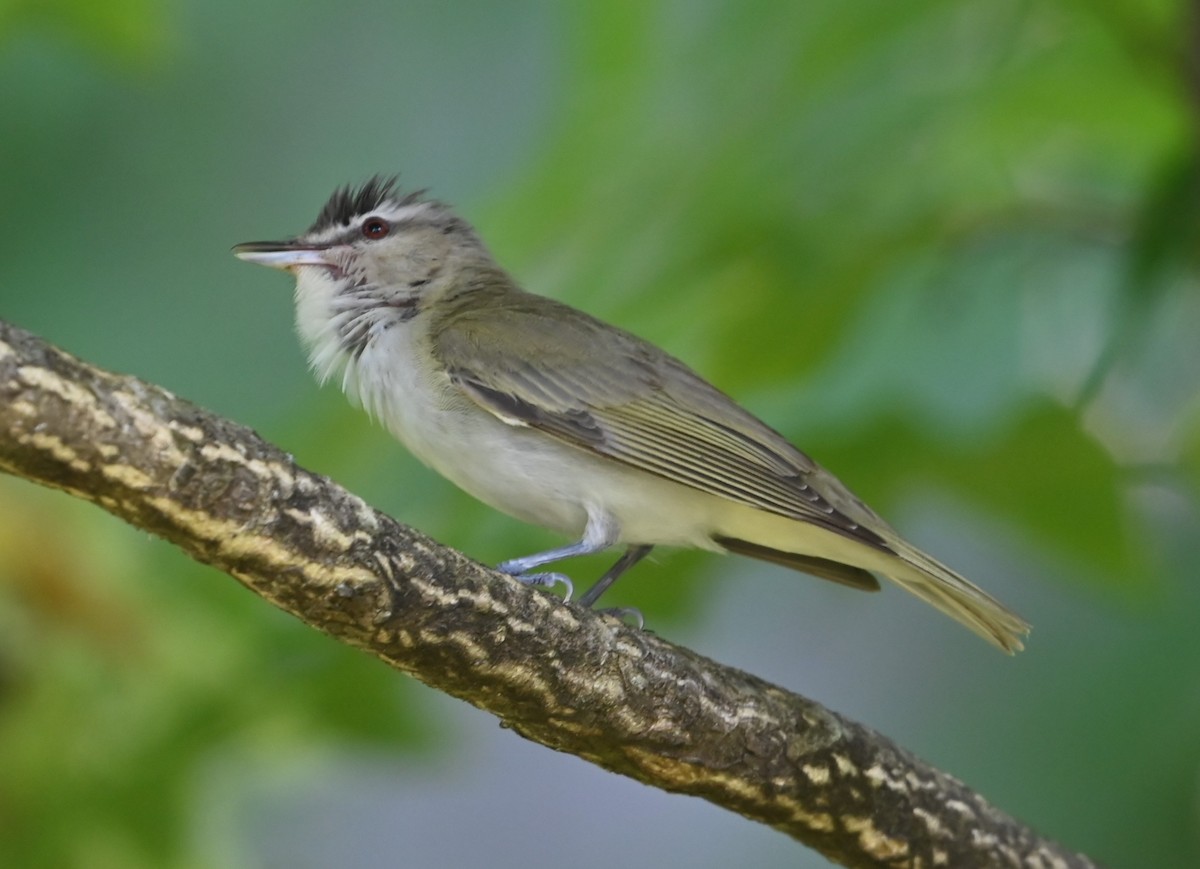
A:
[595,606,644,630]
[500,567,574,601]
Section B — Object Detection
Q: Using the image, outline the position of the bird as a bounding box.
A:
[233,176,1030,652]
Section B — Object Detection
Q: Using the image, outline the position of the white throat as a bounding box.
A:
[291,264,423,412]
[293,266,353,387]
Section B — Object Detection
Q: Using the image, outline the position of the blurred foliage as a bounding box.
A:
[0,0,168,65]
[1,0,1200,867]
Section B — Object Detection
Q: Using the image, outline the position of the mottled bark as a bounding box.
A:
[0,319,1097,869]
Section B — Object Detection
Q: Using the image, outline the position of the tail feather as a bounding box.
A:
[714,535,880,591]
[716,533,1029,653]
[886,544,1030,654]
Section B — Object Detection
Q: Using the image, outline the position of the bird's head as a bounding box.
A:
[234,176,496,384]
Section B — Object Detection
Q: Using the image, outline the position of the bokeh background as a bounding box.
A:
[2,1,1199,866]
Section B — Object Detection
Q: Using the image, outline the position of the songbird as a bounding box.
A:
[234,176,1029,652]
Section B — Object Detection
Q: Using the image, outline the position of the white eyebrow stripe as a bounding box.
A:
[305,225,348,244]
[302,202,436,245]
[375,202,434,223]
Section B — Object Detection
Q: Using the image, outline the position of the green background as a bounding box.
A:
[1,1,1198,866]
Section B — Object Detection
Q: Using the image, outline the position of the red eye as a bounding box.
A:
[361,217,390,239]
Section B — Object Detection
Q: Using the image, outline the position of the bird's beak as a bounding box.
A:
[232,239,331,271]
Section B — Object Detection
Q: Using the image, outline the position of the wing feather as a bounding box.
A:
[434,291,891,553]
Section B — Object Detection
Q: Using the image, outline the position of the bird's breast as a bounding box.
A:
[344,324,730,548]
[348,323,590,533]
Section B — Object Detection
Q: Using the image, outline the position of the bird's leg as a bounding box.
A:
[578,544,654,609]
[497,516,619,602]
[496,539,592,600]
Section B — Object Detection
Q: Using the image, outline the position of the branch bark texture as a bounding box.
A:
[0,319,1096,869]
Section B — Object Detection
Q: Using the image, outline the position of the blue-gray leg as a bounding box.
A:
[496,516,652,611]
[496,538,610,600]
[577,544,653,608]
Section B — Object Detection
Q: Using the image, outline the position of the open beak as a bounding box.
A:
[232,239,331,271]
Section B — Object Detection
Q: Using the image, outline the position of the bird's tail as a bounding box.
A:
[885,542,1030,654]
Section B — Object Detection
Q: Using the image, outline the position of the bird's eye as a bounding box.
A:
[361,217,391,240]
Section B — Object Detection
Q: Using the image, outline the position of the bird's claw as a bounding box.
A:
[505,569,574,602]
[596,606,644,630]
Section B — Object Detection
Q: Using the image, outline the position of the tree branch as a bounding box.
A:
[0,319,1096,869]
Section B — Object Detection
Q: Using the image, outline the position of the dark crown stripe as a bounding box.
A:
[307,175,425,234]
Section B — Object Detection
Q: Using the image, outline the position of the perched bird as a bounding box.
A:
[234,176,1030,652]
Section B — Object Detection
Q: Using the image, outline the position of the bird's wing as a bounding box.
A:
[432,293,893,554]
